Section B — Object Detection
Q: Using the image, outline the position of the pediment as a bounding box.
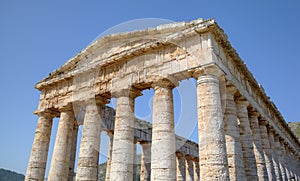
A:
[35,18,220,89]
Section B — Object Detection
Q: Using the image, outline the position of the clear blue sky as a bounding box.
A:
[0,0,299,175]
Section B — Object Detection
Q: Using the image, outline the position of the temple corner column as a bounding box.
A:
[192,65,229,181]
[25,110,58,181]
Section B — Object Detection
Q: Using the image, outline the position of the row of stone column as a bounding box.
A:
[223,83,300,181]
[25,66,300,181]
[176,152,199,181]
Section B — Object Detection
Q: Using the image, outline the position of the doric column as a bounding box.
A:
[286,148,295,181]
[267,127,282,180]
[193,66,229,181]
[259,120,276,180]
[133,139,138,181]
[110,88,141,180]
[275,136,287,180]
[185,155,194,181]
[25,111,56,181]
[68,121,78,181]
[151,79,177,181]
[236,99,258,180]
[105,131,113,181]
[176,152,185,181]
[193,158,199,181]
[248,110,268,180]
[223,85,246,181]
[140,142,151,181]
[283,144,291,180]
[48,107,75,181]
[76,98,106,181]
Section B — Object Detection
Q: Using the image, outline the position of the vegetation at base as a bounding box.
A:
[288,122,300,140]
[0,168,25,181]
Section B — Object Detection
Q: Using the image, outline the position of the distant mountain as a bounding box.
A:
[0,168,24,181]
[288,122,300,140]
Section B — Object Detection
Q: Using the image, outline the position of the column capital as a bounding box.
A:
[279,137,286,144]
[192,157,199,162]
[226,83,238,96]
[34,109,59,119]
[259,119,269,126]
[185,155,193,160]
[235,98,249,107]
[176,152,184,158]
[111,87,142,99]
[58,103,74,112]
[267,125,275,133]
[152,78,178,89]
[248,108,260,117]
[191,64,224,79]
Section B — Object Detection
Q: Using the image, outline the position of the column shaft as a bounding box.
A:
[76,100,104,181]
[236,100,258,180]
[48,109,75,181]
[193,158,199,181]
[259,122,276,180]
[268,129,282,180]
[110,89,140,180]
[196,73,229,180]
[68,122,78,181]
[176,152,185,181]
[133,140,137,181]
[25,114,54,181]
[105,132,113,181]
[249,111,268,180]
[185,156,194,181]
[283,145,291,180]
[140,143,151,181]
[276,137,287,180]
[224,86,246,181]
[151,80,176,181]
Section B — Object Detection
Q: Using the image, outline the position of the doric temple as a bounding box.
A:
[25,18,300,181]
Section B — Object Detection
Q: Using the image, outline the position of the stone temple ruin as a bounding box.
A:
[25,18,300,181]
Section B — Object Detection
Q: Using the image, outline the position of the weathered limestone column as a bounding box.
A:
[236,99,258,180]
[105,131,114,181]
[259,120,276,180]
[286,148,295,181]
[193,66,229,181]
[25,111,56,181]
[151,79,176,181]
[76,98,106,181]
[223,84,246,181]
[133,139,138,181]
[193,158,199,181]
[176,152,185,181]
[68,122,78,181]
[185,155,194,181]
[248,110,268,180]
[110,88,141,180]
[275,136,287,180]
[140,142,151,181]
[267,127,282,180]
[48,107,75,181]
[283,143,292,180]
[280,140,289,180]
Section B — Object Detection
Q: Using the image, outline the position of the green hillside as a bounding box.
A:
[0,168,24,181]
[288,122,300,140]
